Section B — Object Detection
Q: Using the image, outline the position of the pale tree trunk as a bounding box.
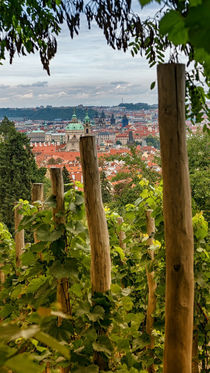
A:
[80,135,111,371]
[50,168,70,373]
[80,135,111,294]
[14,203,25,269]
[157,63,194,373]
[146,209,156,373]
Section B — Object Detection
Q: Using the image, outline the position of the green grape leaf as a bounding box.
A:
[160,10,188,45]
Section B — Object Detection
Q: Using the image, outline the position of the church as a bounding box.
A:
[65,111,91,151]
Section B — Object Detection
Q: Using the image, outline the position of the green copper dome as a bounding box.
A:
[66,112,84,131]
[65,122,84,131]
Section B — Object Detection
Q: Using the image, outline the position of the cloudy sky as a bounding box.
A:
[0,1,160,108]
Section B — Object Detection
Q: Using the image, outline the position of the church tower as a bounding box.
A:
[65,110,84,151]
[84,112,91,134]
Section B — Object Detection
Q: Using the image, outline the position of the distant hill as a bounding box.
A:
[118,103,158,110]
[0,103,158,121]
[0,107,98,121]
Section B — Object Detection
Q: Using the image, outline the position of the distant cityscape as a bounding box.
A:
[1,103,206,187]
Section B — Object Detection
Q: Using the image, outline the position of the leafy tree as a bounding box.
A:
[105,147,159,214]
[145,135,160,149]
[187,131,210,219]
[0,222,15,281]
[0,118,46,232]
[100,170,112,204]
[62,165,73,192]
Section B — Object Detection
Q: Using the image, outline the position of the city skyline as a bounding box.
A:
[0,1,160,108]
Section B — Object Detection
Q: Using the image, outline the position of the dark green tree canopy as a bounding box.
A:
[187,131,210,218]
[62,165,73,192]
[0,117,46,232]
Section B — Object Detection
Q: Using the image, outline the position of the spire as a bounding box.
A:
[84,111,90,123]
[71,108,77,122]
[84,110,91,134]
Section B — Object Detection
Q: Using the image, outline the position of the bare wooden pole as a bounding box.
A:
[32,183,44,204]
[80,135,111,293]
[146,209,156,373]
[157,63,194,373]
[117,217,126,250]
[50,168,70,373]
[32,183,44,245]
[32,183,52,373]
[14,204,25,268]
[50,168,65,226]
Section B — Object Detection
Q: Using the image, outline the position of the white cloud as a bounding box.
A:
[0,1,160,107]
[18,92,33,99]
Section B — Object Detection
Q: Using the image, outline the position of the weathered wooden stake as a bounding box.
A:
[32,183,44,204]
[50,168,70,373]
[31,183,50,373]
[146,209,156,373]
[80,135,111,293]
[157,63,194,373]
[32,183,44,244]
[50,168,65,226]
[14,203,25,268]
[117,217,126,250]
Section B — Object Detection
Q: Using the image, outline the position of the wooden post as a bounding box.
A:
[146,209,156,373]
[157,63,194,373]
[32,183,44,245]
[32,183,44,204]
[80,135,111,293]
[50,168,70,373]
[50,168,65,226]
[32,183,52,373]
[117,217,126,250]
[14,204,25,268]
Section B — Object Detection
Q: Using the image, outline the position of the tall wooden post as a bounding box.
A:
[50,168,70,373]
[32,183,44,204]
[50,168,65,226]
[117,217,126,250]
[32,183,44,244]
[14,204,25,268]
[146,209,156,373]
[80,135,111,293]
[157,63,194,373]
